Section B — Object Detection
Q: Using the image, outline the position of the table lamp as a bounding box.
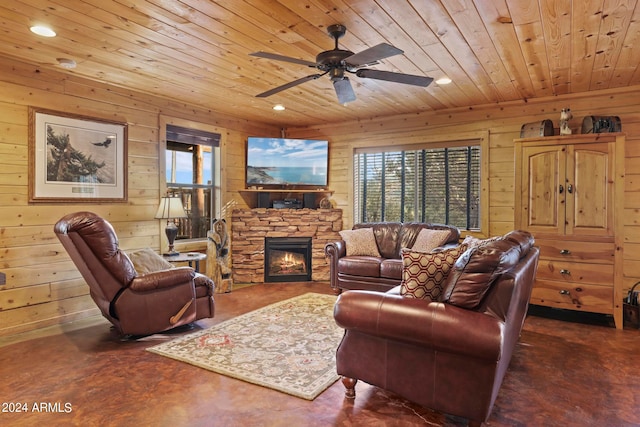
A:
[155,196,187,256]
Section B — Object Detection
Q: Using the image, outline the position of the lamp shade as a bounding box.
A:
[155,196,187,219]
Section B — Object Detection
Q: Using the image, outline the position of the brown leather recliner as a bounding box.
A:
[54,211,215,336]
[333,230,539,427]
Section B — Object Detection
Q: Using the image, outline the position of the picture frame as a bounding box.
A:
[29,107,128,203]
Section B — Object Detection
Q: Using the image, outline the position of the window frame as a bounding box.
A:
[166,140,215,240]
[352,133,489,234]
[159,116,222,249]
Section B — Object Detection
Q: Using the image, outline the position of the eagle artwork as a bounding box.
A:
[92,137,113,147]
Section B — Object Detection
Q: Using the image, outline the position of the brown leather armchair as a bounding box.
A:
[54,212,215,336]
[333,230,539,427]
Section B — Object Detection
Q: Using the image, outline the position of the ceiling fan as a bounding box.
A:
[250,24,433,104]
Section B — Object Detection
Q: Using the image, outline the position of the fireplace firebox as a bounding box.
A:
[264,237,312,282]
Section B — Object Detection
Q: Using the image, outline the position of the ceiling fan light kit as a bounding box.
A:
[333,77,356,104]
[250,24,433,103]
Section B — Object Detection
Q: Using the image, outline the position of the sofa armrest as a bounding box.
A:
[129,267,195,292]
[325,240,346,259]
[334,290,503,361]
[325,240,346,291]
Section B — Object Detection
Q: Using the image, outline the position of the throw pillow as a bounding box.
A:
[339,228,381,257]
[400,244,468,301]
[442,237,521,309]
[411,228,451,252]
[462,234,502,249]
[127,248,174,274]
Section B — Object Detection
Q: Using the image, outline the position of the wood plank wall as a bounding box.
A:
[0,57,276,336]
[287,87,640,297]
[1,53,639,336]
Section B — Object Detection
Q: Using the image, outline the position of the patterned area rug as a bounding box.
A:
[147,293,342,400]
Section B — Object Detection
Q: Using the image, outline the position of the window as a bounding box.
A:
[354,142,481,230]
[165,124,221,240]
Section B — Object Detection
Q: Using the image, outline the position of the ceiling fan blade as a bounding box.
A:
[255,74,322,98]
[345,43,403,67]
[333,77,356,104]
[356,69,433,87]
[249,51,317,67]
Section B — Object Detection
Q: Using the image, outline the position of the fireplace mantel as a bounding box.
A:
[231,208,343,284]
[239,189,334,209]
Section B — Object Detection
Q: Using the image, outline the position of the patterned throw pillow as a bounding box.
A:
[400,244,468,301]
[411,228,451,252]
[339,228,381,257]
[462,234,502,248]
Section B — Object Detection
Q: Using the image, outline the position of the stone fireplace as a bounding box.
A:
[231,208,342,284]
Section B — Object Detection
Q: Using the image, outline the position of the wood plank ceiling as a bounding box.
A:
[1,0,639,127]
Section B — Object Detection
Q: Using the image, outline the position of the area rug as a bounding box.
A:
[146,293,342,400]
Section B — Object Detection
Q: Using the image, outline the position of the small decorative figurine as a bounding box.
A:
[560,108,573,135]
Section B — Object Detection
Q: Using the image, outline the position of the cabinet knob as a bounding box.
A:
[559,185,564,194]
[560,269,571,275]
[560,249,571,255]
[559,289,570,295]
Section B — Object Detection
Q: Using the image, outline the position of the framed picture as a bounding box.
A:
[29,107,128,203]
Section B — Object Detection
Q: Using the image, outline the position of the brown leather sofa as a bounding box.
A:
[333,230,539,427]
[325,222,459,294]
[54,212,215,337]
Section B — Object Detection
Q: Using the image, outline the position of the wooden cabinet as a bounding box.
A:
[514,134,625,328]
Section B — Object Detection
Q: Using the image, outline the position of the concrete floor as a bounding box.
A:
[1,281,639,426]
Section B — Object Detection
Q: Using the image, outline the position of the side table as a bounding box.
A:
[166,252,207,272]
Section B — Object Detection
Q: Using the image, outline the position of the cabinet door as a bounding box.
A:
[565,142,614,237]
[519,145,566,235]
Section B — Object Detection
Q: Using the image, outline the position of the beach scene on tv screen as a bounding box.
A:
[247,138,328,186]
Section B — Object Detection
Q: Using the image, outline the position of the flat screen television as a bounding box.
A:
[246,137,329,188]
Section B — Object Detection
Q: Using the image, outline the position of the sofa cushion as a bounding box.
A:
[126,248,173,275]
[350,222,460,259]
[411,228,452,252]
[339,228,382,257]
[353,223,402,259]
[380,259,403,279]
[338,256,382,277]
[502,229,535,254]
[400,245,468,301]
[442,235,527,309]
[399,223,460,254]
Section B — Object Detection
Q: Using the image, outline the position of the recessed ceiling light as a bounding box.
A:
[30,25,56,37]
[435,77,452,85]
[273,104,285,111]
[57,58,76,69]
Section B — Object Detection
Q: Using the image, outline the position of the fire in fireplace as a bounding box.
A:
[264,237,312,282]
